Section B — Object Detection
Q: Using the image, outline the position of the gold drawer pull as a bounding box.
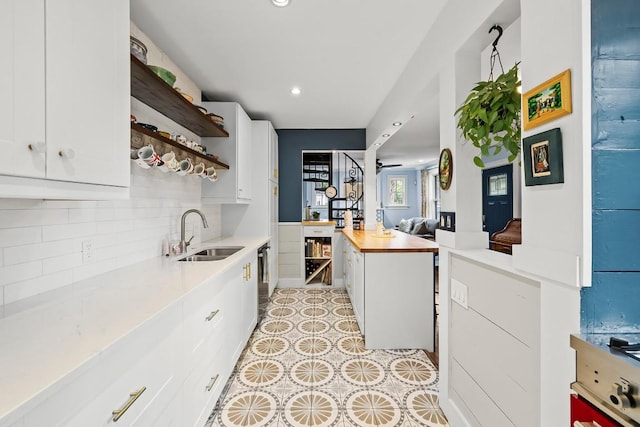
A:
[206,374,219,392]
[247,262,251,279]
[112,386,146,422]
[206,309,220,322]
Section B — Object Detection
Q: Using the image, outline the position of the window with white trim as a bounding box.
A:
[387,175,407,206]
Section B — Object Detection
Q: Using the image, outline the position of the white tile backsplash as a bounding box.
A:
[3,240,75,266]
[0,209,68,229]
[42,223,97,242]
[0,167,221,305]
[0,261,43,286]
[0,227,42,248]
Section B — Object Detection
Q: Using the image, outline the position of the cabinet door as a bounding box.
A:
[269,124,278,182]
[236,105,252,200]
[345,244,354,298]
[241,254,258,339]
[45,0,129,186]
[353,251,365,334]
[0,0,46,178]
[269,181,279,295]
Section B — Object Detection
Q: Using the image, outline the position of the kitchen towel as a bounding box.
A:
[261,247,269,283]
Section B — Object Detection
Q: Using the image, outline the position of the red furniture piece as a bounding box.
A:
[570,394,620,427]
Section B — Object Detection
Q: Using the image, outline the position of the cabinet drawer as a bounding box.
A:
[304,226,334,237]
[24,305,182,427]
[182,344,228,427]
[65,331,180,427]
[183,277,228,361]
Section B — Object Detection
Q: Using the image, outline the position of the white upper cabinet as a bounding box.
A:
[0,0,130,199]
[201,102,252,204]
[45,0,130,187]
[0,0,46,179]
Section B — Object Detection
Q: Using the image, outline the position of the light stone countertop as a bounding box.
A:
[0,235,269,422]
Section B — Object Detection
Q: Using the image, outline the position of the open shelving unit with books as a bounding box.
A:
[304,236,332,285]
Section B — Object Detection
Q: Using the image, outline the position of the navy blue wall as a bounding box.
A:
[277,129,366,222]
[582,0,640,332]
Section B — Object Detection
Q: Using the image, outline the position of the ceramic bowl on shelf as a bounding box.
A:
[147,65,176,87]
[130,36,148,64]
[195,105,208,115]
[137,122,158,133]
[206,113,224,126]
[175,87,194,103]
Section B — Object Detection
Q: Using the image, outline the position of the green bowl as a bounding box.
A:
[147,65,176,87]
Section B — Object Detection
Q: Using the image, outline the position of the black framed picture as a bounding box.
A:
[523,127,564,186]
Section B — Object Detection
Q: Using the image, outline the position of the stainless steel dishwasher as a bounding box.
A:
[257,244,270,324]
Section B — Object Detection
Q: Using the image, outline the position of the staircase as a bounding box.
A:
[329,153,364,228]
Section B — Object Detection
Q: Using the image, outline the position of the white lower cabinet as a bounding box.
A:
[182,344,227,427]
[24,303,182,427]
[181,252,257,427]
[240,253,258,341]
[15,252,260,427]
[344,239,364,334]
[352,249,365,334]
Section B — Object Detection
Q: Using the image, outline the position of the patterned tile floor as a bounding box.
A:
[206,288,449,427]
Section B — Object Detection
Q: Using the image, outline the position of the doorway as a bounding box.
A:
[482,164,513,237]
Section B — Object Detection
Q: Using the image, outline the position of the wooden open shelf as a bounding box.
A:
[305,259,332,284]
[131,123,229,170]
[130,55,229,138]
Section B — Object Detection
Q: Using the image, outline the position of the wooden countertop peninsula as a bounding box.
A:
[341,229,439,253]
[301,220,337,226]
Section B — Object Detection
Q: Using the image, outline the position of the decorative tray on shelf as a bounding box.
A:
[131,123,229,170]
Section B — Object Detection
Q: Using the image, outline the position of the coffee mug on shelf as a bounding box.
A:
[205,166,218,181]
[137,144,161,167]
[192,162,206,176]
[173,134,187,145]
[158,151,178,172]
[176,158,193,176]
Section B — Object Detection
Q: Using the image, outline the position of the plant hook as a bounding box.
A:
[489,24,503,48]
[488,25,504,80]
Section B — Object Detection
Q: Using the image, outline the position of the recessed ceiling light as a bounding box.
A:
[392,122,402,126]
[382,133,390,137]
[290,87,301,95]
[418,159,424,163]
[374,142,382,146]
[272,0,290,7]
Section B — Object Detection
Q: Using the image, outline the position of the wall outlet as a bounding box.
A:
[451,278,468,309]
[82,240,94,263]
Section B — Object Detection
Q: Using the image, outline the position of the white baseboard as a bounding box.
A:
[277,278,304,288]
[276,277,345,289]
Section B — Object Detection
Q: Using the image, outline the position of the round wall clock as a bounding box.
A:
[439,148,453,190]
[324,185,337,199]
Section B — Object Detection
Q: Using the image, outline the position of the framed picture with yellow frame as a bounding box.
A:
[522,69,572,130]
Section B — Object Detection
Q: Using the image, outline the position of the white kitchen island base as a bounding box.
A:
[364,251,435,350]
[341,229,438,352]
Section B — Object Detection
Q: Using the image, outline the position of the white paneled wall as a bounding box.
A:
[0,166,221,305]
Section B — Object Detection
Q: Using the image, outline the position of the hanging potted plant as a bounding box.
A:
[455,27,521,168]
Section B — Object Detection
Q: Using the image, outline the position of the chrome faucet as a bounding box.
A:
[180,209,209,254]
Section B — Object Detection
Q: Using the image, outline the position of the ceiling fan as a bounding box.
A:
[376,159,403,173]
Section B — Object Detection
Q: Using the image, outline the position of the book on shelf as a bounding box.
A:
[322,244,331,258]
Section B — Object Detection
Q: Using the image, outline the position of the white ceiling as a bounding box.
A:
[375,77,441,169]
[131,0,447,162]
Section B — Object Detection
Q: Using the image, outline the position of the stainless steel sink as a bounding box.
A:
[177,246,244,262]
